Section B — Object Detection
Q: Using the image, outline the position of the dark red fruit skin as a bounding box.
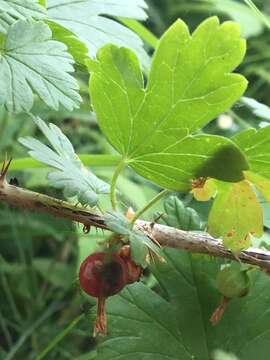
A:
[79,252,129,298]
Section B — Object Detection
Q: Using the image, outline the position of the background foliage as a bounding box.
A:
[1,0,270,359]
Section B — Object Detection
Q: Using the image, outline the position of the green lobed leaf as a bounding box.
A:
[47,0,149,68]
[208,180,263,252]
[209,0,263,38]
[232,128,270,234]
[0,1,150,112]
[162,195,203,230]
[20,116,110,207]
[96,249,270,359]
[89,17,249,190]
[233,125,270,179]
[0,0,46,33]
[0,19,81,112]
[47,21,89,65]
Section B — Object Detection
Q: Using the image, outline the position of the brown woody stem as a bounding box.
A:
[1,176,270,271]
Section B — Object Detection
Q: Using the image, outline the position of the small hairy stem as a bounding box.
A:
[110,159,126,210]
[1,181,270,271]
[131,189,170,226]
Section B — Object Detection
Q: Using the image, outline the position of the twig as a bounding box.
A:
[1,179,270,270]
[0,178,106,229]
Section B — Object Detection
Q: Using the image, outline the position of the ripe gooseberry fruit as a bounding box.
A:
[79,252,129,336]
[210,265,250,325]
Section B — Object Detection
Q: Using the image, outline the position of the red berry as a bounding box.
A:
[79,250,143,336]
[79,252,130,337]
[79,252,128,298]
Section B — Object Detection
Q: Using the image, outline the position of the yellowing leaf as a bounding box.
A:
[191,178,217,201]
[208,180,263,252]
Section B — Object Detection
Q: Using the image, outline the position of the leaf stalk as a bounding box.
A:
[110,159,127,210]
[130,189,170,226]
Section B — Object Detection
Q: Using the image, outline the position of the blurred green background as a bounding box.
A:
[1,1,270,359]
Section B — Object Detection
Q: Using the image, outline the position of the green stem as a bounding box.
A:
[131,189,169,226]
[8,155,121,171]
[110,159,126,210]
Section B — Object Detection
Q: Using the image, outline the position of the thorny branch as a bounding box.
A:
[1,159,270,271]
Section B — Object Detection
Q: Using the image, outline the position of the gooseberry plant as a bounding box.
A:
[2,1,270,359]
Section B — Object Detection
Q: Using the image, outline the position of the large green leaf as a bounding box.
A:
[89,17,248,190]
[0,0,46,32]
[47,0,149,67]
[96,250,270,359]
[0,19,81,112]
[207,180,263,252]
[213,126,270,250]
